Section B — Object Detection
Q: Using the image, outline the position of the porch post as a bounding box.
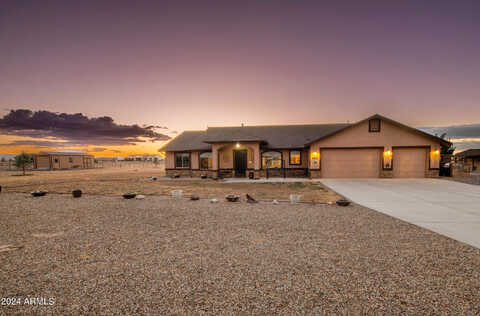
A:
[212,145,218,170]
[254,143,260,170]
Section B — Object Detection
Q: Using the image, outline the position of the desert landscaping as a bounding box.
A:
[1,166,479,314]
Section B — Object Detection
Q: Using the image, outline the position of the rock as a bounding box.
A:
[31,190,48,197]
[210,198,219,203]
[190,195,200,201]
[136,195,146,200]
[226,194,240,202]
[272,199,279,205]
[336,199,351,206]
[246,194,258,203]
[72,189,82,198]
[122,193,136,199]
[0,244,24,252]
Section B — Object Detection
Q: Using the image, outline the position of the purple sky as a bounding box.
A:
[1,1,480,153]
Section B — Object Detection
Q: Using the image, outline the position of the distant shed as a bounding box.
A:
[33,152,94,170]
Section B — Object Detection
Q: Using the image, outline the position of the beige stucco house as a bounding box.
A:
[33,152,94,170]
[161,114,450,179]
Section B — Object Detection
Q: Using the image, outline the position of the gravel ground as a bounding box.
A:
[0,193,479,315]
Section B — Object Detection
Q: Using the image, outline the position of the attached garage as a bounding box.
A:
[393,147,427,178]
[321,148,382,178]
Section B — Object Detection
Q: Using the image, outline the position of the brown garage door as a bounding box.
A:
[393,148,427,178]
[321,148,381,178]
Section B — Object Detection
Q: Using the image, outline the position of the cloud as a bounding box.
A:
[0,109,170,145]
[420,124,480,151]
[0,140,74,147]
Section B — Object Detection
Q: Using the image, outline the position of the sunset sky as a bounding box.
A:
[1,1,479,156]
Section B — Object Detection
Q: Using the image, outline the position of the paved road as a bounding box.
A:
[321,178,480,249]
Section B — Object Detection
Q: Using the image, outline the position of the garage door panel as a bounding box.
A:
[321,148,381,178]
[393,148,426,178]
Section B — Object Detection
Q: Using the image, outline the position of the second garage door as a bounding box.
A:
[393,147,427,178]
[321,148,381,178]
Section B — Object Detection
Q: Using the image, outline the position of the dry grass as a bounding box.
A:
[0,167,341,203]
[0,193,479,314]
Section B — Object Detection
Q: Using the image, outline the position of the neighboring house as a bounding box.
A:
[454,149,480,173]
[33,152,94,170]
[125,154,162,161]
[160,114,451,179]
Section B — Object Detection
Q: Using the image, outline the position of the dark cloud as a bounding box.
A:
[420,124,480,139]
[420,124,480,151]
[0,109,170,145]
[0,140,74,147]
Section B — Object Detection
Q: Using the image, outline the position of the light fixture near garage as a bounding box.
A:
[236,142,240,148]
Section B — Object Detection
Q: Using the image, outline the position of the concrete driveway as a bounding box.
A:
[321,178,480,249]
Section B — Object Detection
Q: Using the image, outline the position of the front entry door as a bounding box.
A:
[234,150,247,177]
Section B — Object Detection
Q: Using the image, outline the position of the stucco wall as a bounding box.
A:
[165,152,175,169]
[35,155,51,169]
[309,119,441,170]
[191,151,199,169]
[215,142,260,170]
[278,149,309,169]
[35,155,93,169]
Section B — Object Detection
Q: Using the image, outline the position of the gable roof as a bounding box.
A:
[160,114,451,152]
[159,131,211,151]
[204,124,350,148]
[304,114,452,147]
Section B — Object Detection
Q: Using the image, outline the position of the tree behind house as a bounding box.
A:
[14,152,33,176]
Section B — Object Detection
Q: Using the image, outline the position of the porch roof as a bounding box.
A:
[159,131,211,151]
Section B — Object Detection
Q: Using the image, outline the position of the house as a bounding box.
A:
[160,114,451,179]
[33,152,94,170]
[125,154,163,161]
[454,149,480,173]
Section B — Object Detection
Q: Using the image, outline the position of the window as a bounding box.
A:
[262,151,282,168]
[199,152,212,169]
[68,157,73,163]
[175,153,190,168]
[369,119,381,132]
[289,151,301,165]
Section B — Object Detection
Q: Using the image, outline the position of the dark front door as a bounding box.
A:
[234,150,247,177]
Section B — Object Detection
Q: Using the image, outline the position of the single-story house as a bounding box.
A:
[33,152,94,170]
[160,114,451,179]
[454,149,480,173]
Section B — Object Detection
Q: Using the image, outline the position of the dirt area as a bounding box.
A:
[0,193,479,315]
[0,167,341,203]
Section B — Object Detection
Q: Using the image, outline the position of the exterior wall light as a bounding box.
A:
[236,142,240,148]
